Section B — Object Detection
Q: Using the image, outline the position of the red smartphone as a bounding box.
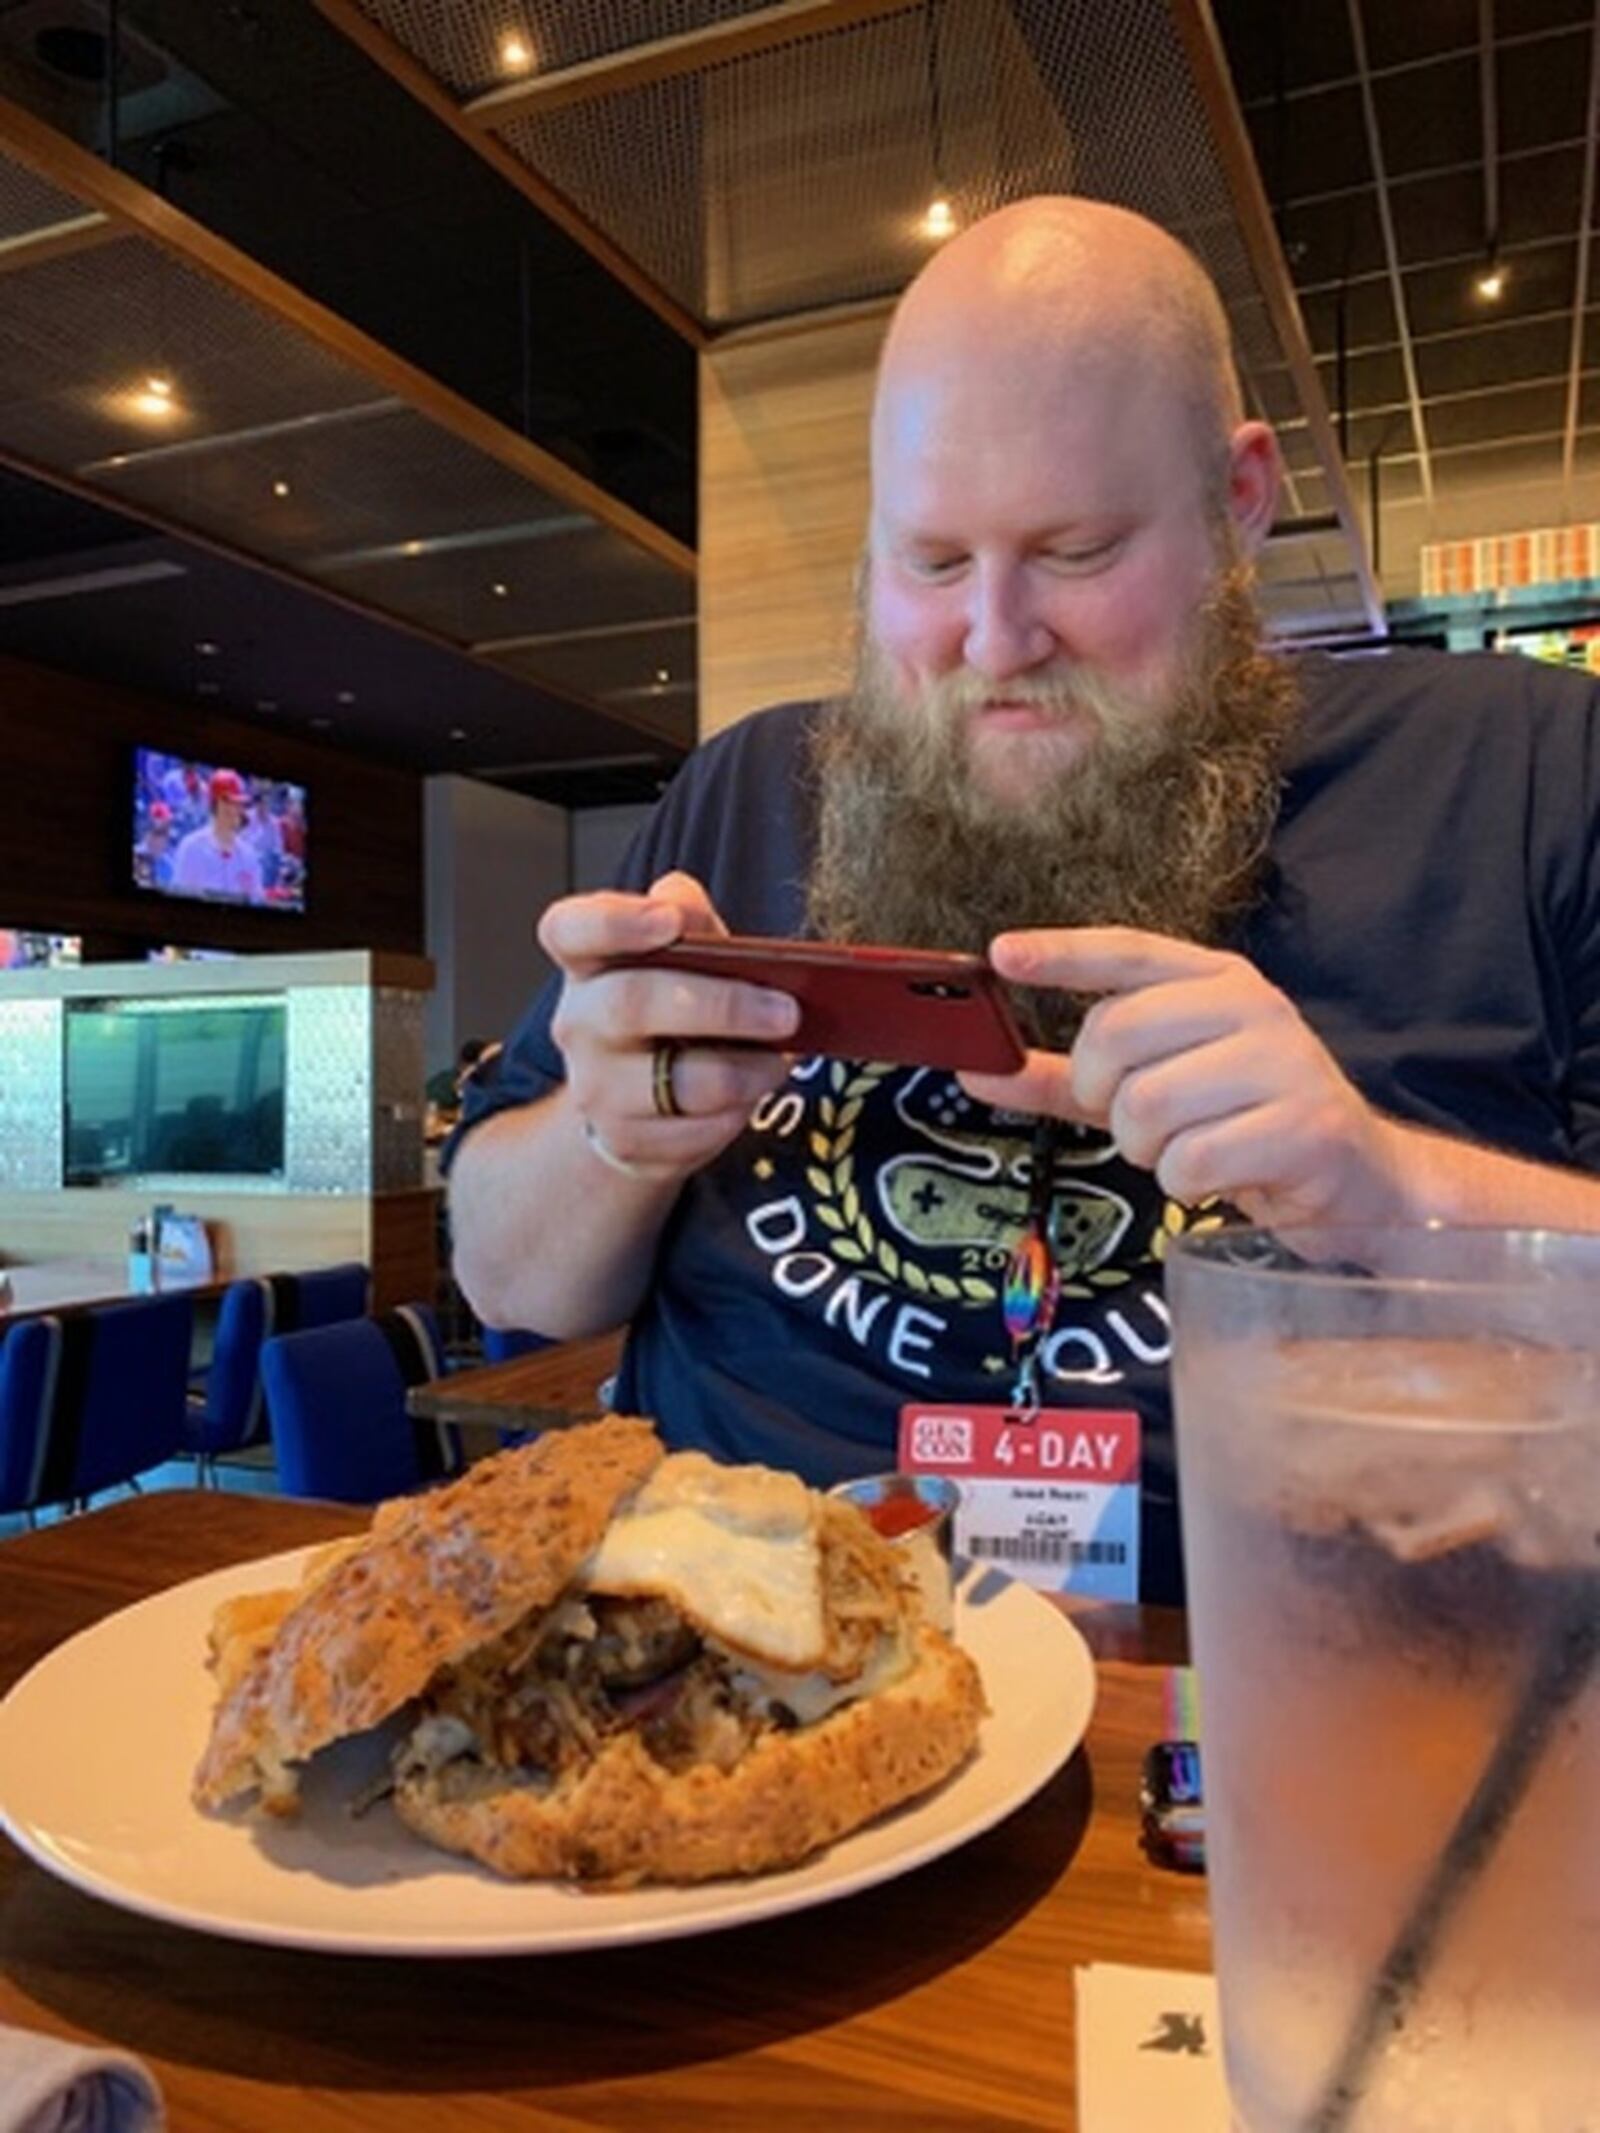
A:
[615,935,1027,1073]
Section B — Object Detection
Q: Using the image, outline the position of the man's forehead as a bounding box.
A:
[872,347,1186,529]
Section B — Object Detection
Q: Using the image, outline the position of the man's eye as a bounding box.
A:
[1042,540,1120,570]
[908,554,965,580]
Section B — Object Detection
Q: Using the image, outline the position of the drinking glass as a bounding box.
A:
[1167,1226,1600,2133]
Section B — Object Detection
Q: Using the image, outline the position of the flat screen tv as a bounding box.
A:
[133,747,307,913]
[64,995,287,1183]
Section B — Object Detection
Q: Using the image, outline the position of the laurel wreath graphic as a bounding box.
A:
[802,1061,1146,1309]
[1149,1196,1228,1259]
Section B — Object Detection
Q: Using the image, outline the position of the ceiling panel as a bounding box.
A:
[1426,377,1572,449]
[357,0,771,98]
[1413,312,1576,396]
[1498,23,1595,152]
[0,121,696,761]
[319,517,693,643]
[1372,53,1482,179]
[343,0,1380,638]
[0,150,84,239]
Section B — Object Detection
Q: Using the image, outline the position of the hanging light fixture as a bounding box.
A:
[918,0,958,243]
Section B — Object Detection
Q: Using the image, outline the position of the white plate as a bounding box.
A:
[0,1548,1095,1957]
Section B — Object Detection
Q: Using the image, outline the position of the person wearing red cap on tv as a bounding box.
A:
[170,768,264,905]
[134,798,175,890]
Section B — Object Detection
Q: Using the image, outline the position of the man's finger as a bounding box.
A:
[538,891,682,971]
[647,871,728,939]
[957,1049,1101,1123]
[991,926,1226,994]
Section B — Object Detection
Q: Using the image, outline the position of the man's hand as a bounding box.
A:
[960,926,1410,1230]
[539,871,799,1178]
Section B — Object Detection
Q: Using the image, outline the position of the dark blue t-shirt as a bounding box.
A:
[456,649,1600,1601]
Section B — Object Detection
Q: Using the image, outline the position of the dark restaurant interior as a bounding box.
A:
[1,3,1597,2128]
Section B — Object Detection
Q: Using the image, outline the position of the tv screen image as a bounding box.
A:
[133,748,307,913]
[64,996,287,1183]
[0,930,81,969]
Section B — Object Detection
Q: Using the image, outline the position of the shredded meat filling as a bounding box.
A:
[407,1594,780,1786]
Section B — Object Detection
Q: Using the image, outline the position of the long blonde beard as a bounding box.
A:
[805,564,1299,1048]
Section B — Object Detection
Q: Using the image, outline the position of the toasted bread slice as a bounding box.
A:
[194,1415,663,1812]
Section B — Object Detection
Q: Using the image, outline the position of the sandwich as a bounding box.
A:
[193,1416,985,1885]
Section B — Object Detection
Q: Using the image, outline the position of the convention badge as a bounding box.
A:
[897,1402,1141,1601]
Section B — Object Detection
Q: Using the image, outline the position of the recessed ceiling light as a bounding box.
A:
[336,689,356,705]
[654,667,670,684]
[490,581,509,598]
[196,680,220,696]
[449,726,468,742]
[1474,263,1508,302]
[125,378,180,421]
[920,196,957,241]
[499,31,533,72]
[256,699,278,713]
[402,539,424,557]
[194,640,220,657]
[309,714,333,731]
[271,478,291,498]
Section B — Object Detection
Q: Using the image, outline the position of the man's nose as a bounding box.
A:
[961,567,1055,680]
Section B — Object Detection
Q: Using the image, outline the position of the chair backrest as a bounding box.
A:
[0,1293,195,1512]
[193,1262,371,1458]
[294,1261,371,1329]
[261,1304,455,1503]
[480,1326,551,1363]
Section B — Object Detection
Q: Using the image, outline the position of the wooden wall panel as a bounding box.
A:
[0,1185,439,1310]
[698,304,890,735]
[0,653,422,955]
[0,1188,367,1280]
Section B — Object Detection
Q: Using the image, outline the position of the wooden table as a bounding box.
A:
[407,1329,628,1431]
[0,1493,1209,2132]
[0,1255,225,1322]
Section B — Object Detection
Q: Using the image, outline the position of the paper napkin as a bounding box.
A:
[0,2021,164,2133]
[1075,1963,1230,2131]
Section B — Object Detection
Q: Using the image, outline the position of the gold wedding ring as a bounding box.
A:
[650,1039,685,1120]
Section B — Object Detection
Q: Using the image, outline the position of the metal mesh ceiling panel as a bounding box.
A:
[0,157,86,243]
[91,402,582,567]
[323,520,693,645]
[0,141,695,729]
[501,0,1067,327]
[0,232,379,470]
[357,0,773,97]
[483,618,698,705]
[353,0,1372,632]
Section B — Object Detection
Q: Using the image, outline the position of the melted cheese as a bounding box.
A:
[727,1625,913,1727]
[580,1452,826,1668]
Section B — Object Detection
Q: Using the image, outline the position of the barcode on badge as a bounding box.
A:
[968,1535,1129,1565]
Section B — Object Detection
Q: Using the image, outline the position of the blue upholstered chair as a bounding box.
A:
[0,1293,195,1517]
[260,1303,458,1503]
[480,1326,550,1362]
[187,1262,370,1481]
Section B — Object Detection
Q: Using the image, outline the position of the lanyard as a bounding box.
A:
[1003,1116,1063,1418]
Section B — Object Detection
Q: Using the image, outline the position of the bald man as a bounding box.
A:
[448,197,1600,1601]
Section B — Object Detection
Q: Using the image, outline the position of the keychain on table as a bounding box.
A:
[1003,1115,1064,1419]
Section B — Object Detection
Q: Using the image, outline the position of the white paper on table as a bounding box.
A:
[1074,1963,1231,2131]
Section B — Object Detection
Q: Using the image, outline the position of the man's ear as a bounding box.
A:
[1225,421,1281,557]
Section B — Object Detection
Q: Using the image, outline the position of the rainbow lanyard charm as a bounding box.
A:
[1003,1117,1063,1418]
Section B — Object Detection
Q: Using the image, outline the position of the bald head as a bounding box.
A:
[875,197,1245,494]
